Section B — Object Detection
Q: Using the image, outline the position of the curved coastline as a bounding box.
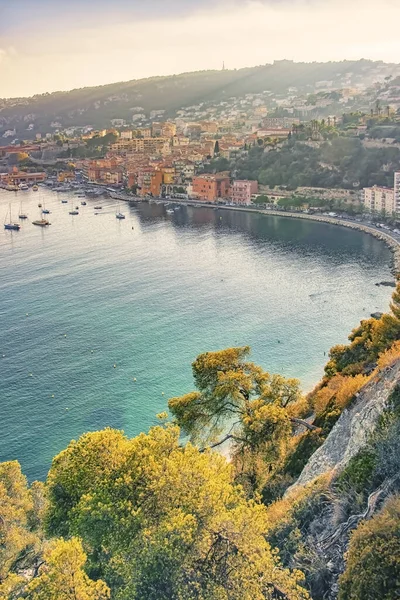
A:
[176,201,400,275]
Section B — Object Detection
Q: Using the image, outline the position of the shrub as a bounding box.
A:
[339,496,400,600]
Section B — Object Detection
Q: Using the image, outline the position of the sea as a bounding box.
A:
[0,187,394,480]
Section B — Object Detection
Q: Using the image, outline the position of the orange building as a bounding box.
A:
[192,173,230,202]
[0,168,46,185]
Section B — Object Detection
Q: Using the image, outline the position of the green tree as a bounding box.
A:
[338,496,400,600]
[45,426,309,600]
[0,461,38,582]
[169,347,314,453]
[27,538,110,600]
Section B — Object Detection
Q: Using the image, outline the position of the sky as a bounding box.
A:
[1,0,400,98]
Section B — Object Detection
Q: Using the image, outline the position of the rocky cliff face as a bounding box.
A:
[290,359,400,491]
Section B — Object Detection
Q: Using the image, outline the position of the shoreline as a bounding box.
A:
[148,199,400,275]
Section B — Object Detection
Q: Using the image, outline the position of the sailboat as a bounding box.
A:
[4,203,21,230]
[18,199,28,220]
[115,202,126,220]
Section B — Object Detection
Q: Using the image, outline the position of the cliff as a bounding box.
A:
[291,359,400,490]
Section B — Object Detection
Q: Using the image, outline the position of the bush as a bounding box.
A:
[339,496,400,600]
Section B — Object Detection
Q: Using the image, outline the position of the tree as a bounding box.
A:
[325,279,400,377]
[168,347,315,458]
[214,140,220,155]
[0,461,38,582]
[27,538,110,600]
[45,426,309,600]
[338,496,400,600]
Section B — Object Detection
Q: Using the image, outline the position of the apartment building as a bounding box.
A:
[394,172,400,214]
[363,185,395,214]
[111,137,170,155]
[231,180,258,205]
[192,173,230,202]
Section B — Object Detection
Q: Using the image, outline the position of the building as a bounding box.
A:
[394,172,400,213]
[111,137,170,155]
[256,128,291,138]
[0,168,46,185]
[120,131,133,140]
[363,185,395,214]
[231,180,258,205]
[192,173,230,202]
[262,117,300,129]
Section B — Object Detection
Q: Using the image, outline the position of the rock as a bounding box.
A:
[371,312,384,319]
[288,359,400,491]
[376,281,396,287]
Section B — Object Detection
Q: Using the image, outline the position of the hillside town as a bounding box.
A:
[3,64,400,217]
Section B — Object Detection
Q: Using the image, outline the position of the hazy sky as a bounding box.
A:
[1,0,400,98]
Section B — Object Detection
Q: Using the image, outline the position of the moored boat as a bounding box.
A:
[18,199,28,219]
[4,203,21,230]
[32,219,50,226]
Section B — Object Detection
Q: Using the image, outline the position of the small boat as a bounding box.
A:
[4,203,21,230]
[61,200,68,204]
[18,199,28,220]
[32,185,39,191]
[4,222,21,230]
[69,210,79,215]
[32,219,50,226]
[81,201,87,206]
[94,206,102,210]
[42,209,51,214]
[116,212,126,220]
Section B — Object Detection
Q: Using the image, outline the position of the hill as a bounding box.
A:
[0,59,398,137]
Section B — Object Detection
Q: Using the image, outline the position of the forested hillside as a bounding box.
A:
[233,137,400,189]
[0,59,395,134]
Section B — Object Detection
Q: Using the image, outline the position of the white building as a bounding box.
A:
[394,172,400,214]
[363,185,395,214]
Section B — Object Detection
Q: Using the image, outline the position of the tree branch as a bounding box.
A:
[290,417,318,431]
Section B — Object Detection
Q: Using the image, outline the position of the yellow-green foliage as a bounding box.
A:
[27,537,110,600]
[0,461,39,580]
[45,426,309,600]
[169,346,301,448]
[339,496,400,600]
[377,339,400,370]
[312,373,369,416]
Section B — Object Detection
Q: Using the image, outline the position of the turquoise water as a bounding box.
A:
[0,188,393,480]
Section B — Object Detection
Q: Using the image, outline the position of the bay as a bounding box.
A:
[0,188,393,480]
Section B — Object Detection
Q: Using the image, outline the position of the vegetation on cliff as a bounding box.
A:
[2,283,400,599]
